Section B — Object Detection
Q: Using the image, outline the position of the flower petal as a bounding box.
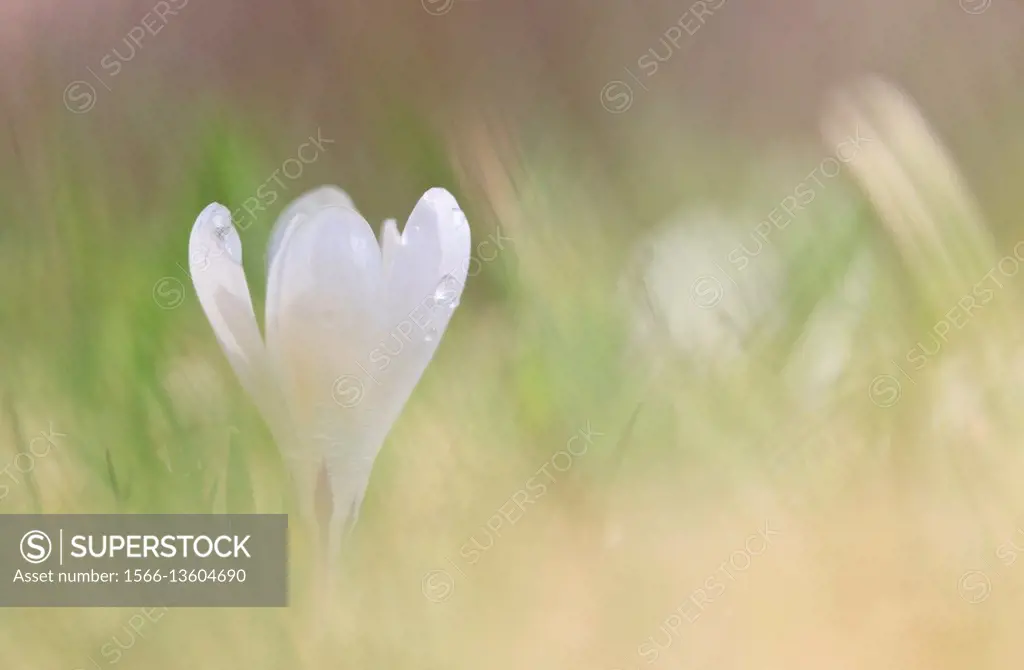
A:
[386,187,471,329]
[266,186,356,275]
[190,204,300,494]
[188,204,269,401]
[364,187,471,441]
[425,187,472,295]
[265,201,391,555]
[265,201,384,457]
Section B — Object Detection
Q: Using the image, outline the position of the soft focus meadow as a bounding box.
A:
[4,1,1024,668]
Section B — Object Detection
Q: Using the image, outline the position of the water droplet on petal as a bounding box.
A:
[432,274,461,310]
[211,215,243,264]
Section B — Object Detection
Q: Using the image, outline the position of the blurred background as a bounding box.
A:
[4,0,1024,668]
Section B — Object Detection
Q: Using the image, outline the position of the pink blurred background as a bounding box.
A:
[3,0,1024,219]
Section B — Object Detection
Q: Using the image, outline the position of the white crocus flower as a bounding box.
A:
[628,213,784,368]
[188,186,470,565]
